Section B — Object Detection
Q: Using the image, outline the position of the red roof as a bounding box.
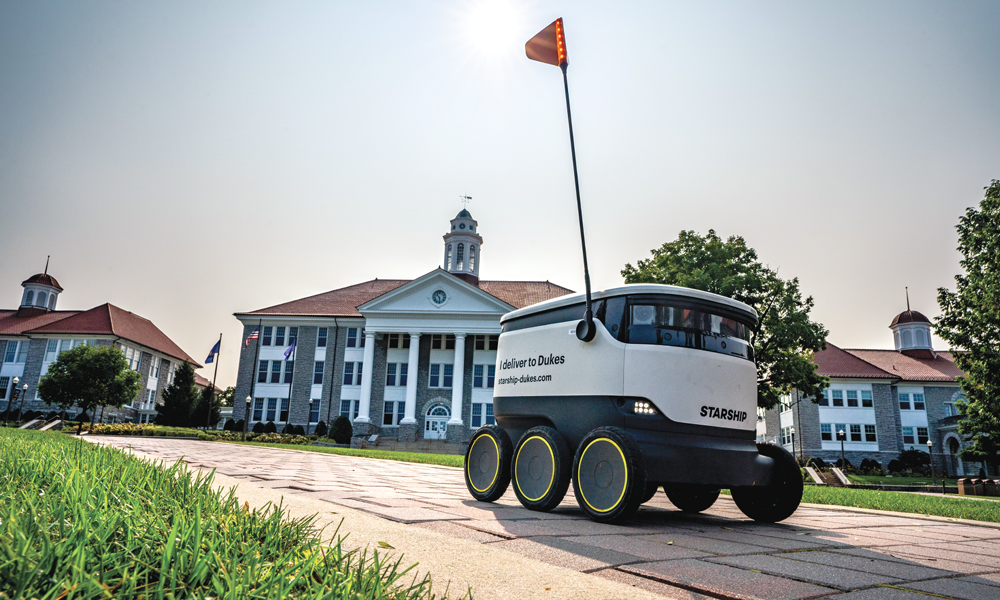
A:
[813,343,896,379]
[25,303,199,366]
[21,273,63,291]
[843,349,963,382]
[890,310,931,326]
[0,310,82,336]
[236,276,574,318]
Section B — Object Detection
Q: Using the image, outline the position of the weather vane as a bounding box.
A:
[460,195,472,209]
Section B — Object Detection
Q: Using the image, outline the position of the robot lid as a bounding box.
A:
[500,283,758,326]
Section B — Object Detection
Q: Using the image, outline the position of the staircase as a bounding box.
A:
[819,471,845,487]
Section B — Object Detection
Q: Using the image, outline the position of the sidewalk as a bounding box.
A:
[91,437,1000,600]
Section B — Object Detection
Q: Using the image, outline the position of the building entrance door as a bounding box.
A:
[424,404,450,440]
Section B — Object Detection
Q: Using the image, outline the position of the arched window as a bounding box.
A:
[445,244,453,270]
[902,330,913,348]
[915,329,926,346]
[48,294,56,310]
[24,290,34,306]
[37,292,47,307]
[456,243,465,271]
[894,331,900,349]
[469,245,476,272]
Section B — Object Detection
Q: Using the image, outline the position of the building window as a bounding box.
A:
[36,292,47,307]
[835,424,847,441]
[457,243,465,270]
[45,340,58,362]
[850,424,862,442]
[831,390,844,407]
[280,399,289,422]
[24,290,33,305]
[913,393,925,411]
[899,393,910,411]
[469,245,476,271]
[471,402,495,428]
[258,361,268,383]
[429,364,453,388]
[314,361,324,385]
[343,362,362,386]
[253,398,264,421]
[902,426,914,445]
[779,394,792,413]
[386,363,397,387]
[270,361,282,384]
[473,335,500,351]
[917,427,928,445]
[429,364,440,387]
[386,334,411,349]
[821,424,832,441]
[819,390,829,406]
[288,327,298,345]
[861,390,873,408]
[317,328,328,348]
[340,399,360,420]
[399,364,408,387]
[151,358,161,378]
[275,327,286,347]
[473,365,483,388]
[0,377,8,400]
[262,327,273,346]
[264,399,276,421]
[346,328,366,348]
[310,399,320,423]
[846,390,858,407]
[780,427,792,446]
[446,244,453,270]
[383,401,405,426]
[865,424,877,442]
[283,361,294,384]
[945,403,959,417]
[443,364,454,388]
[431,334,456,350]
[487,365,495,388]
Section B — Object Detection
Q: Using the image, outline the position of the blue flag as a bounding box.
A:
[283,340,296,361]
[205,340,220,363]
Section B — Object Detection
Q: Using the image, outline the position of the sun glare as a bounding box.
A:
[460,0,526,63]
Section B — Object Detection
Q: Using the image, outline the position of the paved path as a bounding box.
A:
[91,437,1000,600]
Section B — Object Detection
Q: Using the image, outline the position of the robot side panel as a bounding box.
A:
[494,320,624,399]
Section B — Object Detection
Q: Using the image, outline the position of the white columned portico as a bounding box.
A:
[401,332,421,424]
[449,333,466,425]
[355,331,377,423]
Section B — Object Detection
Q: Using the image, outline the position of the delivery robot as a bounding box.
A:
[463,284,802,524]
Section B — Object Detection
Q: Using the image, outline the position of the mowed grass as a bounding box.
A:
[847,473,960,487]
[799,486,1000,523]
[0,429,461,599]
[231,441,465,468]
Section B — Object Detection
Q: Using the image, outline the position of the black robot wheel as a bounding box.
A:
[664,484,721,513]
[572,426,647,524]
[465,424,513,502]
[512,426,572,512]
[731,443,803,523]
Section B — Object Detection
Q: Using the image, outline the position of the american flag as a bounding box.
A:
[244,327,259,349]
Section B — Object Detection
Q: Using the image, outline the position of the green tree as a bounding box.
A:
[156,362,199,427]
[622,229,829,409]
[192,384,221,429]
[217,386,235,407]
[936,180,1000,464]
[37,345,142,434]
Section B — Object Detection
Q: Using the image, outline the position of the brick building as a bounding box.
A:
[0,269,200,422]
[761,306,974,476]
[231,209,572,445]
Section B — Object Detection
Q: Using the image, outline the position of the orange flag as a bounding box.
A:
[525,18,567,67]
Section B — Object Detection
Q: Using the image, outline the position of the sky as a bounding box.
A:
[1,1,998,388]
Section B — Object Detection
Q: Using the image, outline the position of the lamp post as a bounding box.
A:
[838,428,846,468]
[790,426,797,461]
[927,439,936,486]
[243,396,251,442]
[17,383,28,426]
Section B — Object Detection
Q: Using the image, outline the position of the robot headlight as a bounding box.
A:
[632,400,660,416]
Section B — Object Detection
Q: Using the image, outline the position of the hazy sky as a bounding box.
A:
[2,1,998,388]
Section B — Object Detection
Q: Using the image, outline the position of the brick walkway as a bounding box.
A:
[91,437,1000,600]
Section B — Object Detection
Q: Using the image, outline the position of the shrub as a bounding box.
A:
[292,424,305,435]
[835,458,853,470]
[250,433,311,445]
[281,423,290,434]
[223,419,234,431]
[898,449,930,471]
[887,459,904,473]
[809,457,827,470]
[314,420,327,437]
[330,415,353,444]
[234,419,245,432]
[263,421,277,434]
[252,422,265,434]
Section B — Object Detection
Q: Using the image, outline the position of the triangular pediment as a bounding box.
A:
[358,269,514,315]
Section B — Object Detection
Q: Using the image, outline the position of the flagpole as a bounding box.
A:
[206,333,221,430]
[247,319,262,440]
[560,61,595,342]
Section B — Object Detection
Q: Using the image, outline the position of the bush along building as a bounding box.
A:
[232,209,572,448]
[761,305,973,476]
[0,268,200,422]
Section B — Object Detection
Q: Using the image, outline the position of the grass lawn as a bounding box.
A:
[0,429,460,599]
[800,486,1000,523]
[227,440,465,468]
[847,473,960,487]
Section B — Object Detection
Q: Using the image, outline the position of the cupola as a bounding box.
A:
[890,300,935,359]
[18,259,62,315]
[443,208,484,284]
